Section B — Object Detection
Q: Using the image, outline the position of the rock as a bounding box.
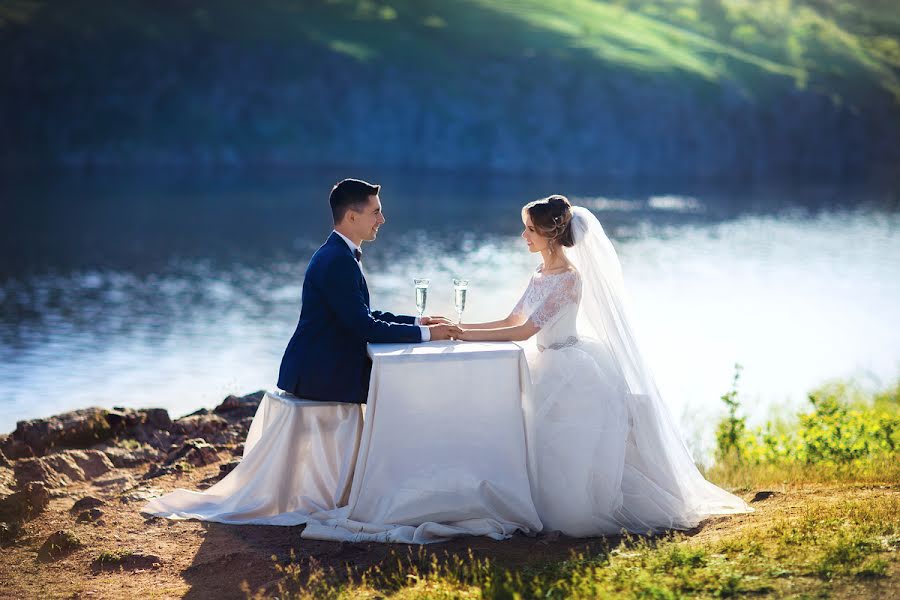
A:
[166,438,220,467]
[218,459,240,478]
[172,413,229,439]
[0,444,9,467]
[91,473,136,490]
[0,466,14,492]
[68,450,115,479]
[143,462,189,480]
[24,482,50,513]
[208,430,244,446]
[751,490,778,503]
[145,408,173,431]
[5,408,113,457]
[202,458,240,485]
[41,453,87,482]
[104,408,142,430]
[120,487,163,504]
[92,550,163,572]
[214,395,242,413]
[15,450,114,488]
[214,391,264,419]
[129,424,174,451]
[102,445,163,468]
[0,521,21,546]
[143,514,164,525]
[70,496,106,514]
[0,437,33,460]
[76,507,104,523]
[0,482,49,523]
[0,492,24,523]
[14,458,69,488]
[38,529,83,562]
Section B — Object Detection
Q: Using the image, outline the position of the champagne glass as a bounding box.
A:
[414,278,429,320]
[453,278,468,326]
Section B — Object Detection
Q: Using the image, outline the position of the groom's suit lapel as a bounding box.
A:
[325,232,371,307]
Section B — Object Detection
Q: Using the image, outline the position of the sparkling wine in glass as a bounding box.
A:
[414,278,429,319]
[453,278,468,325]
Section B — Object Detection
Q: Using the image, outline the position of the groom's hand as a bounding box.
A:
[428,324,462,340]
[421,315,453,326]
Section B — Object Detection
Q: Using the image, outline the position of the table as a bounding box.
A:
[301,340,542,543]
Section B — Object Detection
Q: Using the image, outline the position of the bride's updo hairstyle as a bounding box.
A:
[522,195,575,248]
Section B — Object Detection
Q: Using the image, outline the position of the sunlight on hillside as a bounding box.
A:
[2,0,897,100]
[468,0,899,99]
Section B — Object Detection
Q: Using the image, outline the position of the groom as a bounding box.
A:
[277,178,460,404]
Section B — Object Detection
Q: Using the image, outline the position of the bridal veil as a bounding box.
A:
[566,206,751,527]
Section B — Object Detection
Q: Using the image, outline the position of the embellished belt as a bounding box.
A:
[537,336,579,352]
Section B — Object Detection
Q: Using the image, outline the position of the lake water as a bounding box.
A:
[2,169,898,458]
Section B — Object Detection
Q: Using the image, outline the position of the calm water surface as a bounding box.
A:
[2,170,898,456]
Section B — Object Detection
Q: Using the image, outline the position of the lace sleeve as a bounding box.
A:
[509,276,533,320]
[529,271,581,329]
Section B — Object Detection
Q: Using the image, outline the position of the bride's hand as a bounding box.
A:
[421,315,453,326]
[455,328,469,341]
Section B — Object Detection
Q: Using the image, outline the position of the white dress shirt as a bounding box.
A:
[333,230,430,342]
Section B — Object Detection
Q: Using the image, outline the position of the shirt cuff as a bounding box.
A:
[414,316,421,326]
[419,325,431,342]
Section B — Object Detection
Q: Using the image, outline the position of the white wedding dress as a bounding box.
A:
[513,208,750,536]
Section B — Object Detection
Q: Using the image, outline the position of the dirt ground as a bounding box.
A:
[0,460,894,599]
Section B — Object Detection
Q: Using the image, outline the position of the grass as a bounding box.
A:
[95,549,135,564]
[709,373,900,490]
[240,376,900,598]
[250,491,898,598]
[706,454,900,491]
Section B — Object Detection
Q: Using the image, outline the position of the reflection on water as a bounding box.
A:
[1,170,898,457]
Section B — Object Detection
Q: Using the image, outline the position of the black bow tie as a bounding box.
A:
[354,248,362,262]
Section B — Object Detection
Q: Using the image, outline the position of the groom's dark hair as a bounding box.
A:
[330,178,380,224]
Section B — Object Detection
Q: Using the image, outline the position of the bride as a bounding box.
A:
[457,195,751,536]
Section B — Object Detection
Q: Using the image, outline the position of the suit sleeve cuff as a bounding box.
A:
[419,326,431,342]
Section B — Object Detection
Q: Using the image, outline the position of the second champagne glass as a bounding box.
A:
[452,278,468,326]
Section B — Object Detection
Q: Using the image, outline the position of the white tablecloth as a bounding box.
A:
[301,340,542,543]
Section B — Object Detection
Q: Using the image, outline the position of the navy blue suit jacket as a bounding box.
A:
[277,232,423,404]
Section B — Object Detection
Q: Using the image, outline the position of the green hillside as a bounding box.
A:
[2,0,897,103]
[1,0,897,174]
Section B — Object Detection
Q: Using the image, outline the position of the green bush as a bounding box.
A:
[715,368,900,468]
